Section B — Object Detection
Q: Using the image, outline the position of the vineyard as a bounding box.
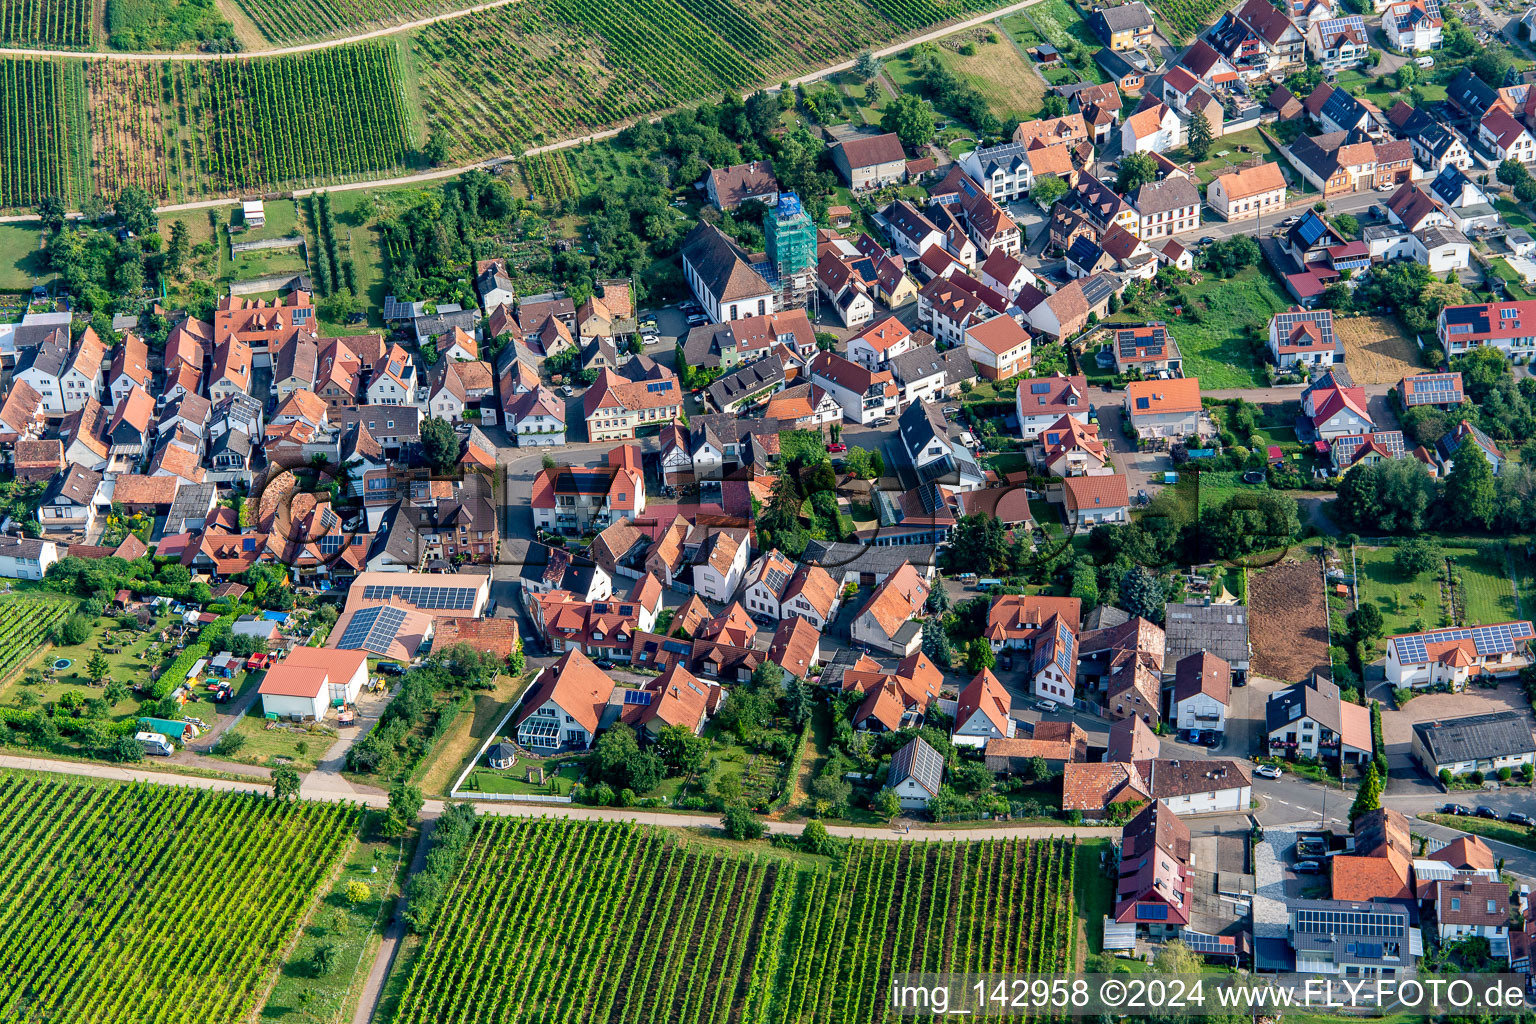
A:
[230,0,485,45]
[1156,0,1230,41]
[0,0,92,49]
[408,0,1006,160]
[85,61,172,203]
[0,58,85,210]
[521,151,577,204]
[392,818,1077,1023]
[0,595,75,681]
[0,774,361,1024]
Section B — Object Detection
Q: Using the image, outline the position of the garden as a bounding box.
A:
[389,817,1079,1023]
[1353,540,1521,641]
[0,773,361,1023]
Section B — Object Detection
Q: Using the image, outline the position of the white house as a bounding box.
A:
[692,529,749,603]
[1479,108,1536,163]
[1030,616,1078,705]
[1434,880,1510,944]
[12,334,69,413]
[1385,621,1534,689]
[964,316,1033,381]
[37,465,103,534]
[846,317,915,370]
[1384,0,1442,49]
[1170,651,1230,737]
[952,668,1017,748]
[1412,225,1471,273]
[1015,373,1090,439]
[510,649,616,752]
[0,535,58,580]
[887,735,945,810]
[1146,759,1253,815]
[59,330,105,413]
[257,647,368,720]
[809,351,900,425]
[365,347,417,407]
[1121,102,1181,155]
[1265,675,1373,763]
[850,562,929,656]
[1411,711,1536,777]
[680,221,777,324]
[507,386,566,446]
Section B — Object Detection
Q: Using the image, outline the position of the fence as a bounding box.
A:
[230,235,304,255]
[230,273,307,296]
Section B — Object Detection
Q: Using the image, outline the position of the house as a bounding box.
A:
[952,668,1017,747]
[583,367,683,441]
[984,593,1083,652]
[1209,162,1287,222]
[1124,377,1202,440]
[1287,899,1414,976]
[1330,807,1413,901]
[781,563,841,628]
[706,354,787,414]
[1015,373,1089,439]
[1387,620,1534,689]
[692,528,749,603]
[682,309,816,371]
[0,381,44,443]
[362,345,416,407]
[986,722,1089,774]
[1303,377,1373,439]
[979,249,1038,301]
[1412,710,1536,777]
[1091,1,1155,48]
[850,561,930,655]
[1113,802,1190,936]
[13,438,62,483]
[679,221,776,325]
[768,616,823,680]
[1480,107,1536,163]
[1399,371,1464,409]
[1164,600,1251,680]
[810,351,900,425]
[1024,275,1116,341]
[1170,652,1231,736]
[1038,413,1111,476]
[1182,39,1241,89]
[506,386,567,446]
[1145,758,1252,815]
[530,444,645,534]
[1306,14,1370,72]
[888,344,978,408]
[887,735,945,810]
[1437,418,1503,475]
[58,328,105,413]
[1095,47,1149,93]
[705,161,780,210]
[12,332,68,413]
[763,381,843,428]
[1107,323,1181,376]
[1063,473,1129,528]
[38,465,103,534]
[830,132,908,190]
[257,647,368,720]
[1384,0,1442,50]
[1120,102,1181,155]
[1265,674,1372,762]
[1435,879,1511,944]
[0,535,57,580]
[1269,84,1304,120]
[1285,133,1393,197]
[1330,430,1408,474]
[1108,714,1159,762]
[1388,102,1474,173]
[918,273,1003,347]
[1386,184,1450,236]
[1030,613,1079,704]
[1061,760,1151,814]
[848,317,917,370]
[1268,307,1341,370]
[1210,0,1307,74]
[1438,299,1536,359]
[1413,225,1472,273]
[512,649,616,752]
[963,315,1033,381]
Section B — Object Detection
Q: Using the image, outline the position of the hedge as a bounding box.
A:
[153,643,211,700]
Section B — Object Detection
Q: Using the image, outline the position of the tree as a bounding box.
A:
[1499,158,1529,187]
[385,783,424,836]
[1030,174,1069,208]
[1336,458,1437,533]
[801,819,836,855]
[1116,152,1157,193]
[423,133,450,166]
[103,679,129,706]
[965,638,996,673]
[1394,537,1440,577]
[946,513,1010,575]
[1350,761,1384,821]
[1473,45,1513,90]
[853,50,879,81]
[1119,565,1164,623]
[1446,434,1496,529]
[419,416,460,474]
[346,880,372,905]
[115,185,156,236]
[880,94,935,148]
[110,735,143,762]
[1152,940,1204,976]
[1395,61,1419,89]
[58,614,91,645]
[1040,93,1068,119]
[653,723,708,776]
[1333,214,1359,238]
[722,803,765,840]
[921,617,954,667]
[1348,602,1383,642]
[37,196,66,233]
[310,941,340,977]
[872,786,902,820]
[925,583,950,615]
[272,765,301,801]
[1187,110,1214,161]
[85,652,110,684]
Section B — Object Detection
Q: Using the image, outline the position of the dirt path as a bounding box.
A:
[351,818,434,1024]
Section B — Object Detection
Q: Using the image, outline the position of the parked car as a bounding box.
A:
[828,442,848,453]
[642,332,660,346]
[1187,730,1204,745]
[1294,860,1323,874]
[1199,235,1216,246]
[685,313,708,328]
[1439,803,1470,816]
[1254,764,1284,779]
[1033,699,1058,713]
[1476,805,1500,819]
[1508,811,1533,827]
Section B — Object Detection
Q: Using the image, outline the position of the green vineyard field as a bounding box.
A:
[0,0,92,49]
[392,818,1077,1023]
[0,774,361,1023]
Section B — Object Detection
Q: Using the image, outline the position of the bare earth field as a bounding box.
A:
[1249,557,1329,682]
[1339,315,1423,387]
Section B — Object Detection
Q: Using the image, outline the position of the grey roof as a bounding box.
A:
[678,221,770,304]
[968,142,1034,178]
[213,391,263,427]
[41,464,102,507]
[414,309,479,339]
[15,332,68,378]
[1085,604,1131,631]
[166,483,218,532]
[335,405,420,440]
[1288,898,1412,967]
[803,540,937,579]
[1265,674,1342,735]
[889,343,977,388]
[897,397,948,457]
[1079,274,1118,309]
[0,535,51,560]
[889,735,945,796]
[1362,223,1408,243]
[1092,1,1154,33]
[1163,600,1249,667]
[1131,176,1200,216]
[210,429,251,461]
[1419,224,1469,249]
[1412,711,1536,765]
[1320,88,1369,129]
[706,354,786,410]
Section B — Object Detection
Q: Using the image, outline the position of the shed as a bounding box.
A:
[488,742,518,770]
[242,200,265,228]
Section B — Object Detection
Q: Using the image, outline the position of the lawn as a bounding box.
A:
[1354,545,1448,636]
[1166,127,1290,187]
[1073,839,1114,963]
[214,712,336,772]
[932,28,1046,121]
[1112,266,1286,388]
[985,451,1033,476]
[0,221,48,291]
[1496,197,1534,231]
[259,814,407,1024]
[1192,469,1267,511]
[1492,258,1536,301]
[1422,813,1536,852]
[1017,0,1107,84]
[463,759,586,795]
[999,10,1045,49]
[415,672,530,797]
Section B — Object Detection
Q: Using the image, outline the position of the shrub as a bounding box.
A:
[1470,770,1484,784]
[1499,767,1513,782]
[1438,768,1452,788]
[723,803,765,840]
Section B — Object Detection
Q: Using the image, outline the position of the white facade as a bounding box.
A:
[0,538,58,580]
[513,411,566,446]
[1159,783,1251,815]
[1173,692,1228,734]
[1033,658,1075,705]
[1412,231,1471,273]
[516,695,596,751]
[693,536,748,603]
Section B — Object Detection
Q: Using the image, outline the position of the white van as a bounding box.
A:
[136,731,174,756]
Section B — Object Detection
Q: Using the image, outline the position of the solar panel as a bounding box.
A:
[1031,382,1050,394]
[1182,931,1234,954]
[361,583,478,610]
[763,565,791,594]
[622,690,654,706]
[1136,904,1169,920]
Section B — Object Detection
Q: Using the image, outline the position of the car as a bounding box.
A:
[872,417,890,427]
[828,442,848,453]
[642,333,660,346]
[1476,805,1500,819]
[1372,205,1387,220]
[685,313,708,327]
[1375,181,1395,191]
[943,407,959,417]
[1294,860,1323,874]
[595,659,615,669]
[1033,699,1058,713]
[1254,764,1284,779]
[561,384,574,396]
[1186,730,1204,745]
[1199,235,1216,246]
[1439,803,1470,816]
[1508,811,1534,827]
[378,662,406,676]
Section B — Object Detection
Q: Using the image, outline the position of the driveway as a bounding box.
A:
[1379,681,1536,777]
[1094,401,1170,501]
